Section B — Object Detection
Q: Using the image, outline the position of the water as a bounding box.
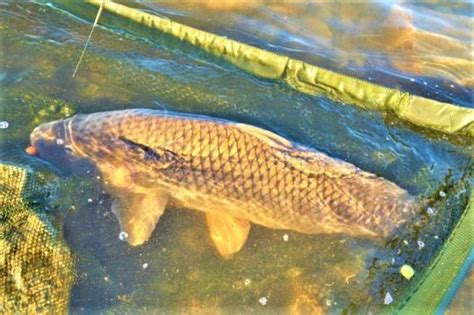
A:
[0,1,472,314]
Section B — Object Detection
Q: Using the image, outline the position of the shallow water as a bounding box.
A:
[0,1,472,314]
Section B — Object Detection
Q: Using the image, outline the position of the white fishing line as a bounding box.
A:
[72,0,104,77]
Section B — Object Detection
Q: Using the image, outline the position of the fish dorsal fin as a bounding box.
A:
[236,124,293,149]
[282,149,361,179]
[111,190,168,246]
[206,212,251,259]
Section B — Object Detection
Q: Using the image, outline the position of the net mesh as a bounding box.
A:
[0,163,74,314]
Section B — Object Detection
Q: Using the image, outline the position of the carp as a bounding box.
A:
[30,109,419,257]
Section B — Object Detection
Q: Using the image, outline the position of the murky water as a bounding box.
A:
[0,1,472,314]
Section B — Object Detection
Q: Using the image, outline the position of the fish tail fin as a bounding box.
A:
[325,172,421,239]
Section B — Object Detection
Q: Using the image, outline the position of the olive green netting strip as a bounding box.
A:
[385,189,473,314]
[78,0,474,137]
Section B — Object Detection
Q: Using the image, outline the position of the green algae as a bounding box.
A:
[0,89,75,143]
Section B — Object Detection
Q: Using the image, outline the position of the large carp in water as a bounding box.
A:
[30,109,420,258]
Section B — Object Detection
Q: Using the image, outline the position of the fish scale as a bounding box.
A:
[100,110,415,233]
[31,109,420,250]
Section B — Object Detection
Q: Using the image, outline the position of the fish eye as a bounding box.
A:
[64,145,73,153]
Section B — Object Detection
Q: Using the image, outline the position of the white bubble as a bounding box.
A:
[119,231,128,241]
[244,278,251,286]
[384,292,393,305]
[283,234,289,242]
[439,191,446,198]
[0,121,9,129]
[55,138,64,145]
[87,198,93,203]
[325,299,332,306]
[142,263,149,269]
[426,207,435,215]
[258,297,268,306]
[417,240,425,249]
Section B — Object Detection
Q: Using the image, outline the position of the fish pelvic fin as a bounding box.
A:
[206,212,251,259]
[111,190,168,246]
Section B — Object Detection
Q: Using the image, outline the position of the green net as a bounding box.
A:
[51,2,474,312]
[0,163,75,314]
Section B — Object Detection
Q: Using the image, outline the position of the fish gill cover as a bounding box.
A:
[0,1,472,314]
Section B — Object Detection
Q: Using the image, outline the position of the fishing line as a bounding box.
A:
[72,0,104,77]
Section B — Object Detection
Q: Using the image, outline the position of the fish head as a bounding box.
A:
[30,116,95,174]
[30,111,152,176]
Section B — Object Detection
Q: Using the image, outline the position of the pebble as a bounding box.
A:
[283,234,289,242]
[0,121,9,129]
[258,297,268,306]
[87,198,93,203]
[426,207,435,215]
[400,264,415,280]
[244,278,251,286]
[384,292,393,305]
[439,191,446,198]
[142,263,148,269]
[119,231,128,241]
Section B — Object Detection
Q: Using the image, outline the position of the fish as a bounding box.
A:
[30,109,420,258]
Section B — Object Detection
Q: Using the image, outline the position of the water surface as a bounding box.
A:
[0,1,472,314]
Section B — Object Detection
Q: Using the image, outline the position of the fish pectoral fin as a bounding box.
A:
[111,190,168,246]
[206,212,250,259]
